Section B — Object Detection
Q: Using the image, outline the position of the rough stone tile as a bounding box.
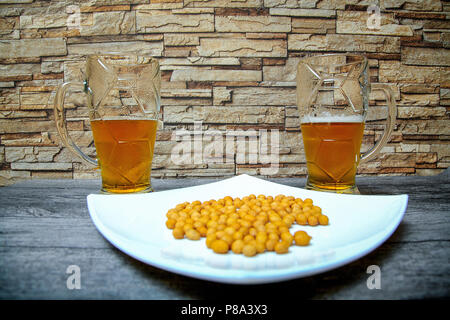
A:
[270,8,336,18]
[197,38,287,57]
[171,69,262,82]
[0,38,67,59]
[288,34,400,53]
[184,0,262,8]
[80,11,135,36]
[67,41,163,56]
[215,15,291,33]
[402,47,450,66]
[379,60,450,84]
[227,87,296,105]
[292,17,335,34]
[136,11,214,33]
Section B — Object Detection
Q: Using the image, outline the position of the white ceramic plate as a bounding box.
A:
[87,174,408,285]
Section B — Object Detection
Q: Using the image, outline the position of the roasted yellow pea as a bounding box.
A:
[172,228,184,239]
[274,241,290,254]
[211,239,229,254]
[231,239,244,254]
[186,229,201,241]
[307,215,319,226]
[319,214,329,225]
[242,244,257,257]
[294,230,311,246]
[281,232,294,245]
[165,218,176,229]
[167,194,326,256]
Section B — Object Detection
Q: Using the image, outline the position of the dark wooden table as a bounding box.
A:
[1,170,449,300]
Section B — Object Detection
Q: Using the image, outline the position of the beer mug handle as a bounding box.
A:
[360,84,397,163]
[54,82,98,166]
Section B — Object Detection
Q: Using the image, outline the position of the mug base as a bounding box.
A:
[100,185,153,194]
[305,181,360,195]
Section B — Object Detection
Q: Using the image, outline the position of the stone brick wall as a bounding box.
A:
[0,0,449,185]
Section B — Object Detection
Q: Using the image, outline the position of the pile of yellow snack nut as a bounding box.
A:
[165,194,329,257]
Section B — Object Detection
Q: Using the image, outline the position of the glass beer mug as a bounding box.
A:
[297,54,396,194]
[54,54,161,194]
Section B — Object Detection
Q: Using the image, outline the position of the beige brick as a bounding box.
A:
[0,39,67,59]
[171,69,262,82]
[402,47,450,67]
[228,87,296,105]
[263,57,300,82]
[31,171,73,179]
[0,88,19,107]
[337,11,413,37]
[11,162,73,171]
[196,106,285,124]
[270,8,335,18]
[161,57,240,67]
[0,132,56,147]
[398,93,440,106]
[133,2,184,10]
[184,0,262,7]
[264,0,317,8]
[379,60,450,84]
[79,4,132,13]
[400,84,440,94]
[19,14,68,29]
[197,38,287,57]
[5,146,60,162]
[0,82,15,88]
[397,106,447,119]
[213,87,232,105]
[288,34,400,53]
[164,34,200,46]
[20,92,52,106]
[0,17,18,37]
[245,32,287,39]
[172,8,215,14]
[0,120,55,134]
[215,15,291,33]
[41,61,63,74]
[292,17,335,34]
[440,88,450,106]
[164,106,284,124]
[80,11,135,36]
[381,0,442,11]
[67,41,163,56]
[162,89,212,98]
[136,11,214,33]
[0,63,40,81]
[401,120,450,135]
[163,106,194,123]
[237,165,307,177]
[0,8,22,17]
[0,110,47,118]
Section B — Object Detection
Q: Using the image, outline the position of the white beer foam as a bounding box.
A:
[301,114,364,123]
[91,116,157,121]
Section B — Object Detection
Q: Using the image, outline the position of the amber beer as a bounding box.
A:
[91,118,158,193]
[301,118,365,192]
